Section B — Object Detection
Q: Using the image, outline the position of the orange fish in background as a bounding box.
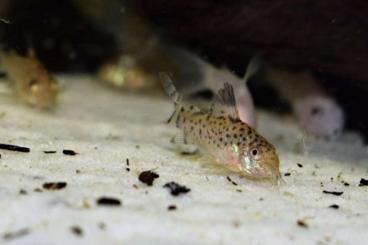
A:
[160,73,282,184]
[0,50,58,109]
[97,55,160,91]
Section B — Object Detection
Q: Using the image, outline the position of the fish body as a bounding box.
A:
[161,74,281,183]
[0,50,58,109]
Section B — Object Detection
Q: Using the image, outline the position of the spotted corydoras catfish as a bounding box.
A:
[160,73,282,184]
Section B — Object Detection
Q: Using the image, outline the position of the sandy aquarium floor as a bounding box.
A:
[0,75,367,245]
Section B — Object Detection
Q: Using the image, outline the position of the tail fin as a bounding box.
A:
[159,72,180,104]
[243,54,263,82]
[159,72,182,124]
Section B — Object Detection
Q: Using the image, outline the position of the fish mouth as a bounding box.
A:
[264,163,282,184]
[242,164,282,184]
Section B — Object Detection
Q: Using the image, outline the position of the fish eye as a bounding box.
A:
[251,149,258,156]
[311,106,323,116]
[249,147,261,160]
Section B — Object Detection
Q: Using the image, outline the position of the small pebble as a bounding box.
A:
[138,170,159,186]
[296,220,308,228]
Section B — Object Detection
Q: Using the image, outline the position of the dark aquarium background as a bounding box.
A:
[1,0,367,140]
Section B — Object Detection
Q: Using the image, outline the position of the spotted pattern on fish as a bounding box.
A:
[160,73,281,183]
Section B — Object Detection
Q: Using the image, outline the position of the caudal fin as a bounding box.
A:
[159,72,180,104]
[159,72,183,124]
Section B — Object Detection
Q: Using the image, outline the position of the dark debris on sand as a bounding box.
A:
[3,228,30,241]
[96,197,122,206]
[138,170,159,186]
[328,204,340,209]
[359,178,368,186]
[322,190,343,196]
[296,220,308,228]
[0,143,30,153]
[42,182,67,190]
[63,150,78,156]
[163,182,191,196]
[70,226,83,237]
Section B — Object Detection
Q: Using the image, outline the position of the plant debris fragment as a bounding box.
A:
[0,143,30,153]
[163,182,191,196]
[70,226,83,237]
[297,163,303,168]
[167,205,177,211]
[322,190,343,196]
[226,176,238,186]
[42,182,67,190]
[63,150,78,156]
[138,170,159,186]
[43,150,56,154]
[125,158,131,171]
[180,150,197,155]
[328,204,339,209]
[341,181,350,186]
[358,178,368,186]
[96,197,121,206]
[296,220,308,228]
[3,228,30,240]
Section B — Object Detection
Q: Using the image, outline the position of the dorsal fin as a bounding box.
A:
[210,82,239,119]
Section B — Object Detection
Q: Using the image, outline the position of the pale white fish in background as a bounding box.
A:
[167,46,257,128]
[264,67,345,138]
